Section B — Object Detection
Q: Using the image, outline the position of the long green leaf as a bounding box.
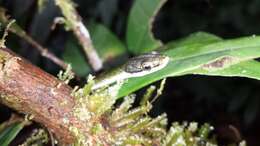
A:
[118,35,260,98]
[191,60,260,80]
[126,0,167,54]
[0,122,25,146]
[164,31,222,48]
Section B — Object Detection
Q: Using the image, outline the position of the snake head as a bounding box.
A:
[124,51,169,77]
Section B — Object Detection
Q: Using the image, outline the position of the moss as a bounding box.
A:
[0,94,23,109]
[69,126,88,146]
[61,73,245,146]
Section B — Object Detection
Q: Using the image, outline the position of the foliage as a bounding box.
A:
[66,77,241,145]
[118,33,260,97]
[126,0,166,54]
[0,0,259,145]
[0,115,31,146]
[0,122,25,146]
[60,0,258,144]
[61,0,260,99]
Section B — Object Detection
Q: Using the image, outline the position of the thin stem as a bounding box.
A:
[0,9,69,70]
[19,32,68,70]
[55,0,103,71]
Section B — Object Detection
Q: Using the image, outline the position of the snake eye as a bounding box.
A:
[142,64,152,70]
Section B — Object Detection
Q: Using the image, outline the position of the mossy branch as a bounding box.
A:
[0,47,87,144]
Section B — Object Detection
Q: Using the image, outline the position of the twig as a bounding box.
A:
[20,31,69,70]
[0,19,15,48]
[151,78,166,103]
[55,0,103,71]
[0,8,69,70]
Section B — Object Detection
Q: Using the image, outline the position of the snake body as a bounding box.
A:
[92,52,169,90]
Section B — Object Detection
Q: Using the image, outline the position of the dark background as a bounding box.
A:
[0,0,260,145]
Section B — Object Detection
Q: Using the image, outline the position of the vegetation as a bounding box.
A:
[0,0,259,145]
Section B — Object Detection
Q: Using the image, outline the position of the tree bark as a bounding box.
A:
[0,47,84,144]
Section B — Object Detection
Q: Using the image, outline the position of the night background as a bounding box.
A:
[0,0,260,145]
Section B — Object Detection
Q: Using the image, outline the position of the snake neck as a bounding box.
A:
[92,68,129,90]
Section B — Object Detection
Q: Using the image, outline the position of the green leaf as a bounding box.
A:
[126,0,167,54]
[63,37,90,76]
[63,23,126,76]
[88,22,127,61]
[0,122,25,146]
[165,31,222,48]
[191,60,260,80]
[117,34,260,98]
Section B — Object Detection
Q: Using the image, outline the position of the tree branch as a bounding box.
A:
[0,47,87,144]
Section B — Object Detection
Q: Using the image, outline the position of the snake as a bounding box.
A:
[91,51,170,90]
